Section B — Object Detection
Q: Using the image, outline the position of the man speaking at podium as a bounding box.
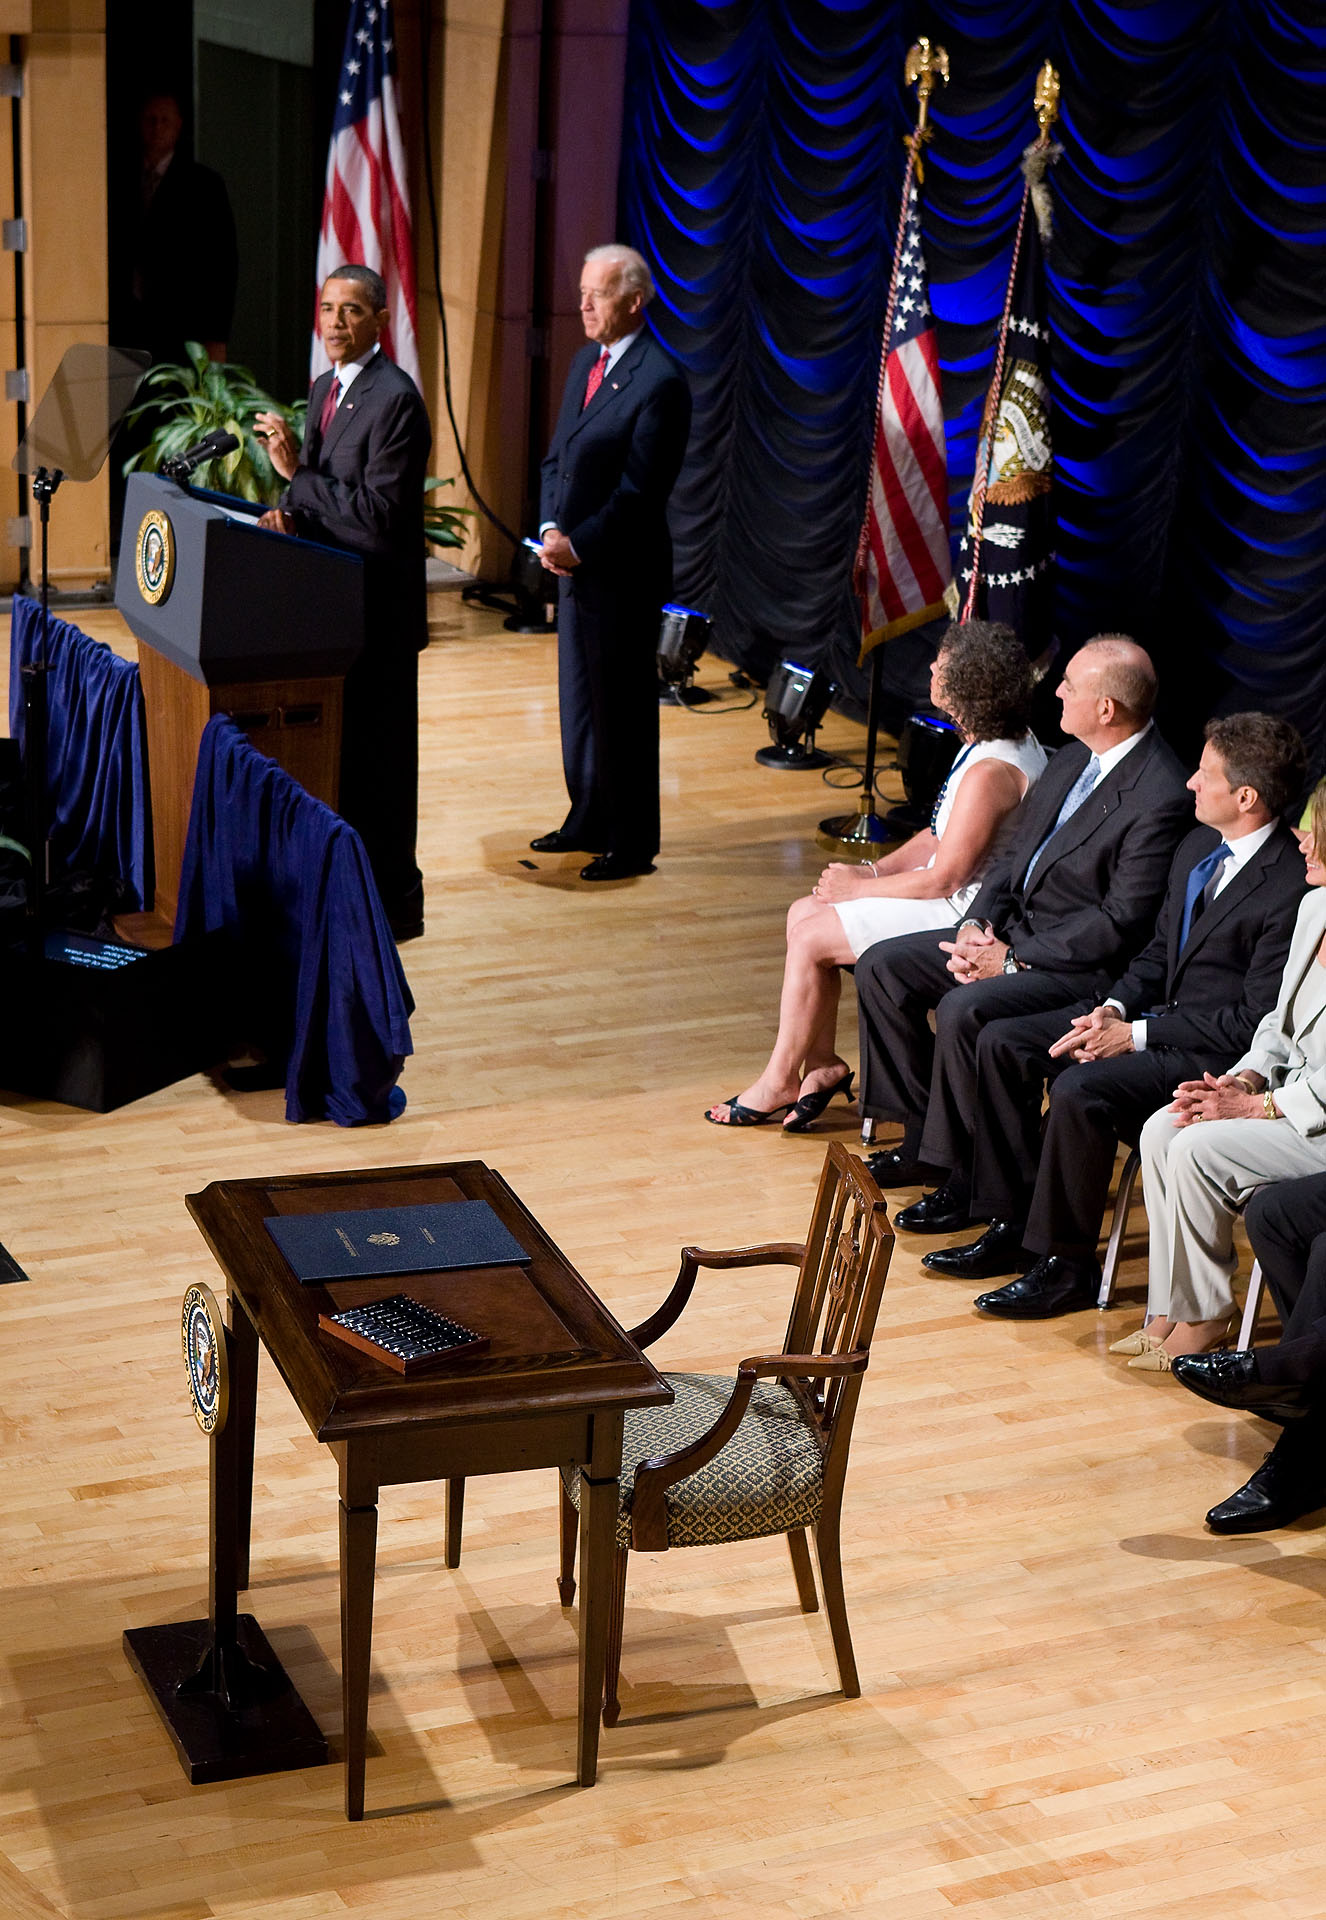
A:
[257,265,432,941]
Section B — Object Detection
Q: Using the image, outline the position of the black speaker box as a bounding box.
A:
[0,929,228,1112]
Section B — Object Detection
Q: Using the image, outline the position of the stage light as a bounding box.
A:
[886,712,961,835]
[657,603,714,705]
[755,659,836,770]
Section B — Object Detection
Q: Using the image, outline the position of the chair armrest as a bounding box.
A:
[627,1242,805,1349]
[627,1346,868,1550]
[740,1351,870,1380]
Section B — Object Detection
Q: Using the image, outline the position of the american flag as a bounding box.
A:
[312,0,421,388]
[856,178,950,658]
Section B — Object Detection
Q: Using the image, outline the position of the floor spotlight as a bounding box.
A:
[657,603,715,705]
[755,659,836,770]
[886,712,961,835]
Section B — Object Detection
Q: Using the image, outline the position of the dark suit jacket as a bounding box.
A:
[131,152,238,361]
[965,729,1192,982]
[1106,821,1306,1055]
[287,353,432,654]
[539,330,691,601]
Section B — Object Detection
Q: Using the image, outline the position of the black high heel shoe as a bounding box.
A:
[782,1069,855,1133]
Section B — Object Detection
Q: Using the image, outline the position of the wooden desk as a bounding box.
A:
[186,1160,672,1819]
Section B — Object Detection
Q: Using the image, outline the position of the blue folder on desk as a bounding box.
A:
[265,1201,530,1285]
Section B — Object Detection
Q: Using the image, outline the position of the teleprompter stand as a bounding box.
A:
[14,345,150,935]
[123,1314,328,1785]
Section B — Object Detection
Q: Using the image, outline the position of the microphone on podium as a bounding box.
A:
[160,429,241,483]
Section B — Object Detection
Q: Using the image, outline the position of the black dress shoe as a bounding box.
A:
[894,1184,972,1234]
[923,1220,1028,1280]
[1206,1444,1326,1534]
[865,1149,928,1189]
[974,1253,1100,1319]
[1171,1350,1313,1424]
[529,830,587,853]
[580,853,656,881]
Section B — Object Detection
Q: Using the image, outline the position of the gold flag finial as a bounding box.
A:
[1034,60,1060,136]
[905,37,949,145]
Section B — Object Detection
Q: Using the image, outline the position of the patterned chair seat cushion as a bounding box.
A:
[562,1371,824,1550]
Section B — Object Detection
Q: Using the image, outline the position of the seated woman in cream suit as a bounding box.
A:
[1132,779,1326,1366]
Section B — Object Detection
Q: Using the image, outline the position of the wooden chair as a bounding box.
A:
[558,1141,894,1727]
[1097,1146,1268,1345]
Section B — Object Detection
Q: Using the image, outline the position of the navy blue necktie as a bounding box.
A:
[1178,842,1232,950]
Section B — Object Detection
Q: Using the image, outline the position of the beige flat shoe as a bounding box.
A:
[1110,1327,1163,1356]
[1127,1345,1173,1372]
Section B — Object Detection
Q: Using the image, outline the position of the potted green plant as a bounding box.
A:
[121,343,296,504]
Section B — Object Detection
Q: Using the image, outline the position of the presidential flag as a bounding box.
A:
[856,175,950,661]
[313,0,421,388]
[957,149,1055,658]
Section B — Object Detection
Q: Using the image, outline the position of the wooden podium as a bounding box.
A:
[115,474,366,925]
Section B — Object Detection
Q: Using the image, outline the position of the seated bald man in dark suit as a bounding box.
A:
[856,636,1192,1217]
[922,712,1307,1320]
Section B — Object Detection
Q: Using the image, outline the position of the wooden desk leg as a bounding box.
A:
[227,1295,259,1593]
[576,1469,618,1787]
[444,1478,464,1569]
[338,1464,379,1822]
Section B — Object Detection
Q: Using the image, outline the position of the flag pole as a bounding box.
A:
[960,60,1060,621]
[818,37,949,859]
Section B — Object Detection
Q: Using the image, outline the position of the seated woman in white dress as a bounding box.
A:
[707,620,1046,1129]
[1128,782,1326,1366]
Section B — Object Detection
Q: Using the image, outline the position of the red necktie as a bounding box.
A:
[582,349,609,409]
[319,372,342,434]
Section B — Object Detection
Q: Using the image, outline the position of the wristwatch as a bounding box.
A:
[1003,948,1026,974]
[1263,1089,1278,1119]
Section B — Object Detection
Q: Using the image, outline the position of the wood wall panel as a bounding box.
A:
[20,4,109,588]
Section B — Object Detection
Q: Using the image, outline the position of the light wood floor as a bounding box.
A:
[2,596,1321,1920]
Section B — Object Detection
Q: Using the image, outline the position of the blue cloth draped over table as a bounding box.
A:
[621,1,1326,775]
[175,715,414,1126]
[8,594,151,907]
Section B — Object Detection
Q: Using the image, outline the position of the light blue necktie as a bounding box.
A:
[1178,842,1232,950]
[1023,754,1100,885]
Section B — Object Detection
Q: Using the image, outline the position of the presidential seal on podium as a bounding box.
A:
[135,506,176,605]
[181,1283,228,1434]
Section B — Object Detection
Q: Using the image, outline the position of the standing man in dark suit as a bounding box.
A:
[256,266,432,940]
[855,636,1192,1205]
[919,714,1307,1319]
[532,245,691,882]
[123,91,238,366]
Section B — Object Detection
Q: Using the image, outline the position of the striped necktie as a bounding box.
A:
[318,373,342,435]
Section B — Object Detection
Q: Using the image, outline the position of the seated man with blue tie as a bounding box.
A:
[856,635,1192,1212]
[923,713,1307,1321]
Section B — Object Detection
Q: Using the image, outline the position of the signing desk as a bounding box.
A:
[186,1160,672,1819]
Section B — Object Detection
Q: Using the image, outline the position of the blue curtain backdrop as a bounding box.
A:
[620,0,1326,772]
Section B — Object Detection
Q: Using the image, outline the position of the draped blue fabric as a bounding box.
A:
[175,716,414,1126]
[8,595,152,907]
[621,1,1326,772]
